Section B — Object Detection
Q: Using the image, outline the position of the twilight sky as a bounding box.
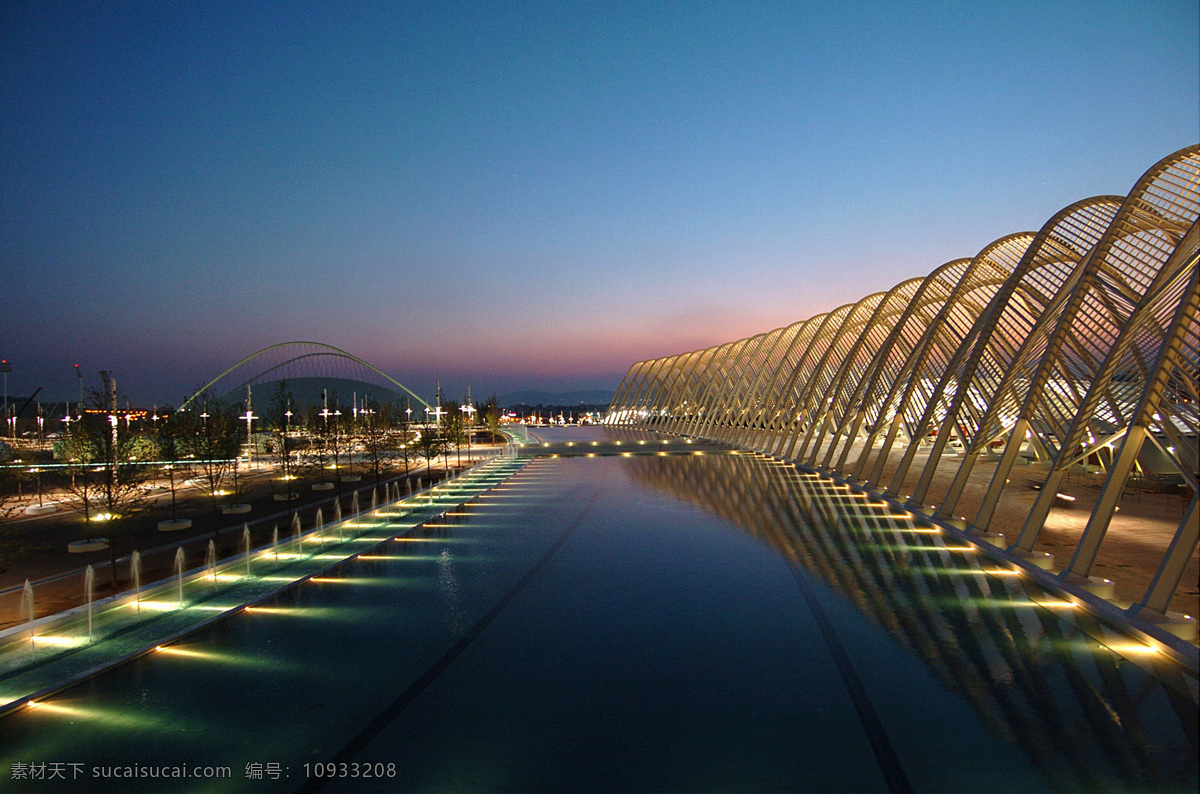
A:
[2,1,1197,405]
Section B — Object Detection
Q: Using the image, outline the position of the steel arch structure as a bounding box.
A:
[606,145,1200,623]
[179,342,431,411]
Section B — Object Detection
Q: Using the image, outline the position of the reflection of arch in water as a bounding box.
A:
[625,452,1197,788]
[179,342,431,411]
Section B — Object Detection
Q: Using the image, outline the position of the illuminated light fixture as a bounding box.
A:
[29,635,86,648]
[136,600,183,612]
[309,577,341,583]
[1055,493,1076,502]
[940,546,977,552]
[1108,643,1159,655]
[243,606,294,615]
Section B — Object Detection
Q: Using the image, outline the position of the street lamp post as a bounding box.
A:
[1,359,10,437]
[240,407,258,468]
[462,401,476,463]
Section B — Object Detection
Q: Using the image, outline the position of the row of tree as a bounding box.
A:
[0,374,504,586]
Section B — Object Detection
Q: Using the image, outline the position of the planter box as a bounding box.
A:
[68,538,109,553]
[24,504,58,516]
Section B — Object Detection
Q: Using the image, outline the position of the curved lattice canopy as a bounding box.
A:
[606,146,1200,622]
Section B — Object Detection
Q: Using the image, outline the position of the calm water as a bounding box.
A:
[0,428,1195,792]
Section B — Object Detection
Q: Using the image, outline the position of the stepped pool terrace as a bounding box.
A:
[0,427,1195,792]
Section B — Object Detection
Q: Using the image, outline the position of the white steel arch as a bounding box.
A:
[605,146,1200,625]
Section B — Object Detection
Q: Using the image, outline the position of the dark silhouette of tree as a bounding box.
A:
[266,380,298,515]
[62,372,153,588]
[359,398,398,490]
[179,393,244,542]
[414,428,446,479]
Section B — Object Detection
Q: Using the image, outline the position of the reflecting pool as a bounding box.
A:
[0,428,1195,792]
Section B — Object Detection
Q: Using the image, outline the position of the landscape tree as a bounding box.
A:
[266,380,298,510]
[0,444,25,537]
[56,432,99,523]
[180,393,244,542]
[65,372,154,588]
[441,399,464,470]
[317,390,352,495]
[392,399,418,483]
[483,394,502,441]
[414,428,446,479]
[358,397,397,490]
[154,404,186,527]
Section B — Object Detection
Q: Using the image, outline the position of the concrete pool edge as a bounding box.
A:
[0,456,532,719]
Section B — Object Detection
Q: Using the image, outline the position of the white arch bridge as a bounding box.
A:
[179,342,431,412]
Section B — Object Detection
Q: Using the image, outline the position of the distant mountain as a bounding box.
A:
[499,389,613,407]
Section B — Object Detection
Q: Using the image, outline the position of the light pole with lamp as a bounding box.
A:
[1,359,10,438]
[239,405,258,468]
[462,400,476,463]
[403,405,413,480]
[426,403,446,476]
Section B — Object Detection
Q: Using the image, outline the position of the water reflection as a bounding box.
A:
[628,452,1198,791]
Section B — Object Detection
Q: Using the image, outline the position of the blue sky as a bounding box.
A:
[2,1,1197,404]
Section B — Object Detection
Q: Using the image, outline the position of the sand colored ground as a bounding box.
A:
[842,442,1198,622]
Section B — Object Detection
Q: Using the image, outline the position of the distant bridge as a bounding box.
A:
[179,342,431,412]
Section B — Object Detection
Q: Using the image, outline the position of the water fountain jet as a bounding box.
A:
[84,565,95,641]
[243,524,252,577]
[130,551,142,615]
[19,580,34,651]
[206,540,217,586]
[174,548,185,606]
